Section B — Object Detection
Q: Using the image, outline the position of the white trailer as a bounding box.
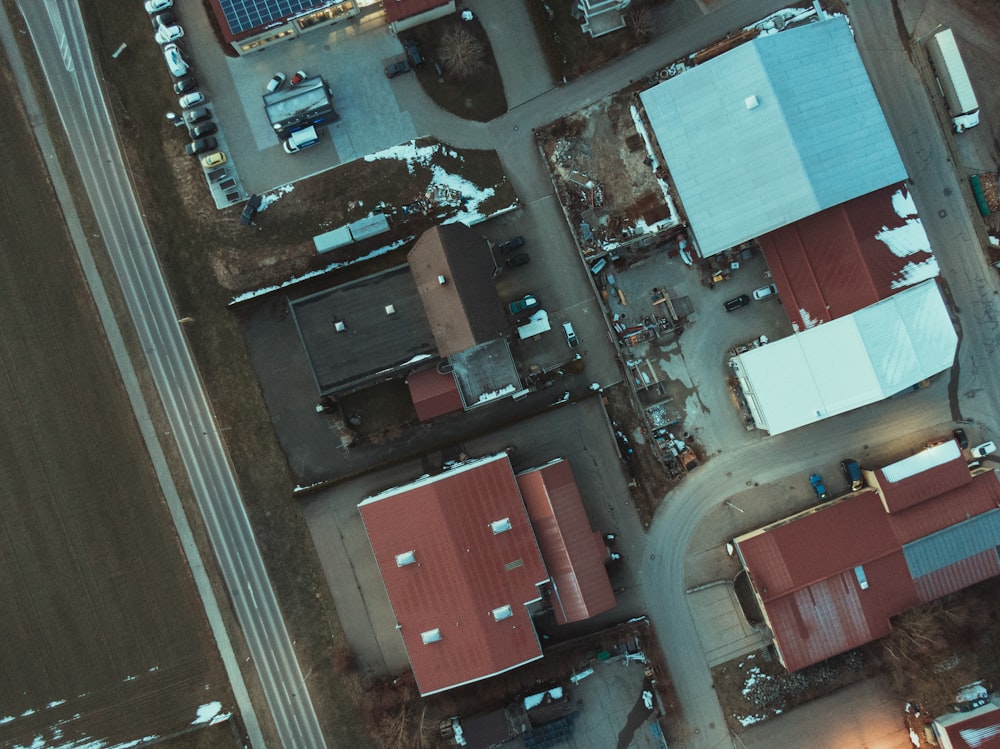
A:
[926,28,979,133]
[517,310,550,339]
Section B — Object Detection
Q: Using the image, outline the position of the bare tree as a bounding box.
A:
[439,26,485,79]
[627,4,655,42]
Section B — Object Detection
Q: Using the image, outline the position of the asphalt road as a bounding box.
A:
[9,1,326,747]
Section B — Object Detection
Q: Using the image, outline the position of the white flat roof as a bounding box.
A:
[640,16,906,257]
[733,281,956,434]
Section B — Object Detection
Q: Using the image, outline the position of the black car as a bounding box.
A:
[183,106,211,125]
[506,253,530,269]
[497,235,525,254]
[384,59,410,78]
[189,121,217,139]
[724,294,750,312]
[184,136,217,156]
[841,458,863,491]
[172,76,198,95]
[403,38,425,67]
[152,9,175,28]
[954,428,969,449]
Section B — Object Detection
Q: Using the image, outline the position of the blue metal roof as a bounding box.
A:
[217,0,332,35]
[903,509,1000,579]
[639,16,906,257]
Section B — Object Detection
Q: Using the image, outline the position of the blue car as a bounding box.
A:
[809,473,827,500]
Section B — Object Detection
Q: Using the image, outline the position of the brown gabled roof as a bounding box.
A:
[407,225,504,357]
[517,460,616,624]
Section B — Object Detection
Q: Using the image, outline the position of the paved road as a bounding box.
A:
[10,1,327,747]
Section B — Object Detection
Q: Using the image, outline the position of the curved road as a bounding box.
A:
[9,1,326,747]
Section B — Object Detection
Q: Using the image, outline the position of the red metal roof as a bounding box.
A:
[407,366,463,421]
[873,444,972,514]
[936,704,1000,749]
[359,454,548,696]
[737,466,1000,672]
[517,460,616,625]
[759,184,933,331]
[382,0,452,23]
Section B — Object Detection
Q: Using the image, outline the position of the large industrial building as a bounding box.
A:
[735,441,1000,672]
[358,454,616,695]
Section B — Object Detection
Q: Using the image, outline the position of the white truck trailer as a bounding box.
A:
[926,28,980,133]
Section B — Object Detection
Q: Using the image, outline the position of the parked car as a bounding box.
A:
[562,321,579,348]
[265,73,286,93]
[506,253,530,269]
[144,0,172,13]
[290,70,308,85]
[200,151,227,168]
[953,428,969,449]
[752,283,778,301]
[178,91,205,109]
[162,43,188,78]
[970,441,996,459]
[184,137,217,156]
[154,24,184,44]
[724,294,750,312]
[403,38,425,66]
[497,235,525,254]
[508,295,539,315]
[809,473,827,500]
[151,9,175,28]
[189,121,217,139]
[172,76,197,95]
[384,59,410,78]
[183,106,211,125]
[841,459,863,491]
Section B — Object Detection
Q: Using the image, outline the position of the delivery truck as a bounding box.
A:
[926,28,980,133]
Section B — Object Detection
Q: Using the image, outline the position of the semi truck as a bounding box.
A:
[926,28,980,133]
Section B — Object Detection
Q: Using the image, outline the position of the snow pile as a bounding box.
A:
[880,187,938,289]
[259,183,294,210]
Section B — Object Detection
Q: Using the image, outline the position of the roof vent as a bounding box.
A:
[421,628,442,644]
[438,275,447,285]
[490,517,512,534]
[395,550,416,567]
[745,94,759,109]
[854,565,869,590]
[333,320,346,332]
[492,605,513,621]
[385,304,395,315]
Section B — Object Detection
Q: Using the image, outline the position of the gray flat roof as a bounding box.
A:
[640,16,907,257]
[290,265,437,395]
[451,339,520,408]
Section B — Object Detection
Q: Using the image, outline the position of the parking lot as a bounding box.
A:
[164,0,418,195]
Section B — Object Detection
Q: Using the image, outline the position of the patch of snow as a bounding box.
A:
[294,481,325,493]
[742,666,767,696]
[910,728,922,747]
[229,237,412,305]
[747,6,818,35]
[259,184,294,211]
[799,307,821,330]
[476,383,517,404]
[989,235,999,247]
[46,701,66,710]
[737,712,767,727]
[876,219,932,258]
[192,701,230,726]
[892,187,918,218]
[891,258,940,289]
[629,105,679,231]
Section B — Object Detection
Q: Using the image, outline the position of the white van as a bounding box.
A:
[926,28,980,133]
[283,126,320,154]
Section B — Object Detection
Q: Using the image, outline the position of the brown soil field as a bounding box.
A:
[0,57,230,747]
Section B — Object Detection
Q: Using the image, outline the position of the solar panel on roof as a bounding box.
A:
[217,0,332,35]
